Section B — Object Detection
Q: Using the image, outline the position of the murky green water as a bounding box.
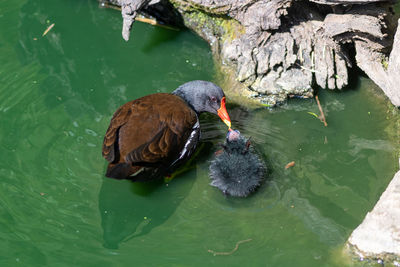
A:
[1,0,399,266]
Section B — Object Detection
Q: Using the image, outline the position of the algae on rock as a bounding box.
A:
[101,0,400,107]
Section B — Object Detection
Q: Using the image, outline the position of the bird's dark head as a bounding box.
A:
[173,80,231,128]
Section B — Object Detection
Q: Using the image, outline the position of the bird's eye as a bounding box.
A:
[210,96,217,102]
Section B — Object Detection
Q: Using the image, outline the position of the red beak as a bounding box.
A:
[217,97,231,129]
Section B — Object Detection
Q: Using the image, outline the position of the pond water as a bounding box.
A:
[1,0,399,266]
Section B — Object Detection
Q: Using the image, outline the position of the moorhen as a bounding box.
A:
[209,130,265,197]
[102,80,231,181]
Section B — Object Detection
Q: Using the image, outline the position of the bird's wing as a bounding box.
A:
[169,120,200,168]
[102,102,133,163]
[124,124,179,165]
[125,97,198,166]
[103,93,198,167]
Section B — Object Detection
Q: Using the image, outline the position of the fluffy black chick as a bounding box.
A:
[209,130,265,197]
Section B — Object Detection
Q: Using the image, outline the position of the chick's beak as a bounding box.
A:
[217,97,231,128]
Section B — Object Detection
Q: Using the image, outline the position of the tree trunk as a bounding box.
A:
[101,0,400,107]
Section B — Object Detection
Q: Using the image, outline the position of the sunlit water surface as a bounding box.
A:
[0,0,399,266]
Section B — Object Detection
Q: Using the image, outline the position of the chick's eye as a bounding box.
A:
[210,96,217,102]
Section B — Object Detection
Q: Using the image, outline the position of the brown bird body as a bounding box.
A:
[102,80,231,181]
[102,93,199,181]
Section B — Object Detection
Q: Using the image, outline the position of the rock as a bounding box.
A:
[119,0,153,41]
[347,170,400,264]
[100,0,399,106]
[168,0,396,105]
[355,19,400,107]
[100,0,182,41]
[323,13,386,40]
[310,0,387,4]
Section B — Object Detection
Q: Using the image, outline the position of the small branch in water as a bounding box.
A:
[208,239,252,256]
[99,1,178,31]
[135,16,178,31]
[315,95,328,127]
[42,23,55,36]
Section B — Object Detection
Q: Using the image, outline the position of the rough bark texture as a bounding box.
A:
[347,170,400,265]
[99,0,400,106]
[355,19,400,107]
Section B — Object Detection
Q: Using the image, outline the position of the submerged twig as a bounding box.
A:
[208,239,252,256]
[315,95,328,127]
[42,23,55,36]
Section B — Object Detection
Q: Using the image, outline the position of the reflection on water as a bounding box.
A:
[282,188,347,246]
[0,0,399,266]
[348,135,394,156]
[99,174,195,249]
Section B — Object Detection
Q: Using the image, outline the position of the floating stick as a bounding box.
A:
[99,1,178,31]
[42,23,55,36]
[208,239,252,256]
[315,95,327,127]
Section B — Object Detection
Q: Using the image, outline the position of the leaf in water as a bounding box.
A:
[285,161,295,169]
[307,112,319,118]
[42,23,55,37]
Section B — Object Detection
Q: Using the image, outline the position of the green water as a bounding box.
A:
[1,0,399,266]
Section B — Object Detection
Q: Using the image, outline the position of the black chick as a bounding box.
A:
[209,130,265,197]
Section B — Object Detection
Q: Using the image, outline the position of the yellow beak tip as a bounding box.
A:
[224,120,231,128]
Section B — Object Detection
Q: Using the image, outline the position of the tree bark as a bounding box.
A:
[101,0,400,107]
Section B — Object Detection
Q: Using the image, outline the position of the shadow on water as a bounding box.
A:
[98,142,216,250]
[140,27,182,54]
[98,173,196,249]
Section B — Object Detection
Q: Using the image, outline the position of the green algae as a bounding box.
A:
[170,0,245,44]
